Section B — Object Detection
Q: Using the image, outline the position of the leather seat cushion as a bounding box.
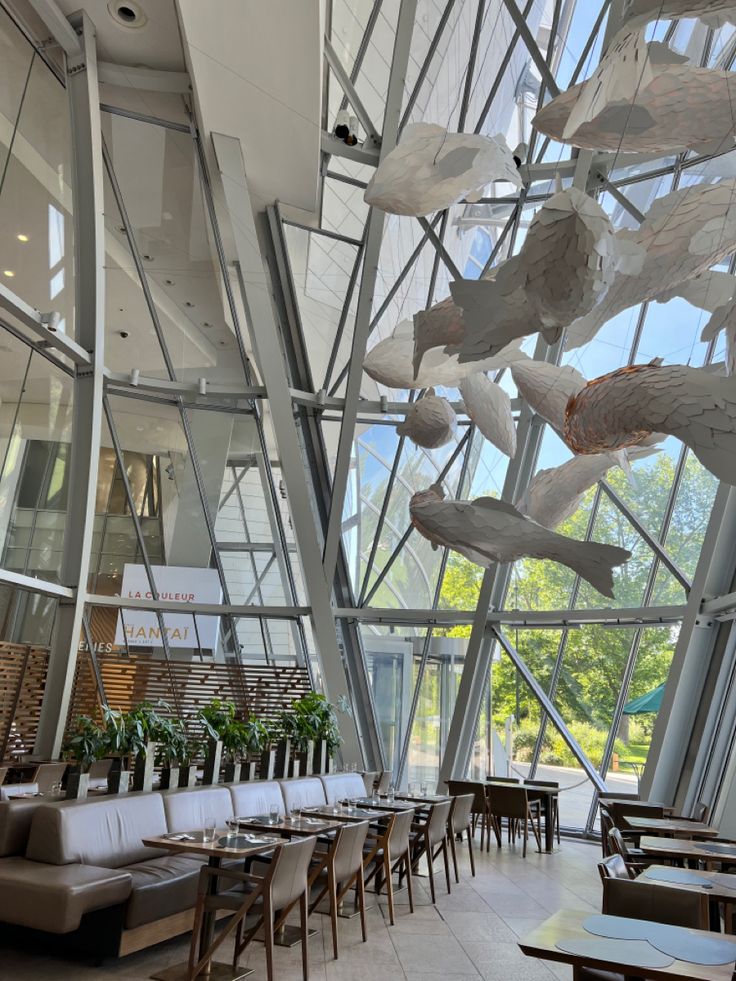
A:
[123,853,205,928]
[0,856,131,933]
[280,777,327,810]
[320,773,366,804]
[162,786,233,834]
[26,794,168,868]
[0,782,39,801]
[229,780,284,818]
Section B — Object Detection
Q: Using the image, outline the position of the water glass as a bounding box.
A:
[420,783,428,797]
[290,805,300,824]
[387,784,395,803]
[268,805,279,825]
[203,826,216,843]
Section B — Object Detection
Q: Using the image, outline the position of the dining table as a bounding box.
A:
[518,908,736,980]
[141,828,282,980]
[484,780,560,853]
[625,816,719,838]
[640,835,736,866]
[638,865,736,931]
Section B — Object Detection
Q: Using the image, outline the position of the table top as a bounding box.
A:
[233,813,344,836]
[640,836,736,861]
[351,797,416,811]
[142,829,283,859]
[302,804,393,822]
[518,908,736,980]
[397,793,450,805]
[483,780,560,795]
[639,865,736,901]
[626,817,719,837]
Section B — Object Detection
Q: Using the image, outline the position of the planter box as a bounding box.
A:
[274,738,292,779]
[132,742,158,792]
[159,766,180,790]
[66,771,89,800]
[202,738,222,785]
[259,748,275,781]
[311,739,329,774]
[178,765,197,788]
[242,760,257,781]
[223,762,242,783]
[107,768,130,794]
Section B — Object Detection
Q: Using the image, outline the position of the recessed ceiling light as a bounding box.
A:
[16,234,29,243]
[3,270,15,278]
[107,1,146,28]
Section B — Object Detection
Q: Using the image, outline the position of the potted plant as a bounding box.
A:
[239,717,272,780]
[177,737,202,788]
[155,716,190,789]
[198,698,236,784]
[126,702,167,791]
[101,707,132,794]
[280,693,342,775]
[63,715,104,799]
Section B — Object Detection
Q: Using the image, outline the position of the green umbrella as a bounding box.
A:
[623,683,665,715]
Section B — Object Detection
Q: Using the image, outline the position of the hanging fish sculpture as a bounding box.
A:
[396,389,456,449]
[410,486,631,598]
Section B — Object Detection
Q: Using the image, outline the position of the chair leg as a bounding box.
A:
[386,852,396,926]
[523,814,528,858]
[449,828,460,884]
[357,868,368,943]
[328,869,339,960]
[467,825,476,877]
[404,854,414,914]
[188,896,205,978]
[300,891,309,981]
[556,801,561,844]
[264,895,275,981]
[426,839,437,904]
[442,839,452,895]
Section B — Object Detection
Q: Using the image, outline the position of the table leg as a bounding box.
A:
[543,797,554,853]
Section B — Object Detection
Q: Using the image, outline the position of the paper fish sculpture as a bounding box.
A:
[363,320,526,390]
[364,123,521,217]
[567,180,736,350]
[439,187,621,363]
[620,1,736,34]
[459,372,516,457]
[410,485,631,598]
[510,360,589,433]
[516,447,659,530]
[534,31,736,155]
[396,390,456,448]
[563,361,736,485]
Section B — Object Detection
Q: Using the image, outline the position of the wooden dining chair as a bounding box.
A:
[446,793,476,881]
[308,819,369,959]
[32,762,67,794]
[607,827,652,876]
[361,771,380,796]
[0,766,8,786]
[597,854,633,884]
[410,799,453,903]
[488,785,541,857]
[187,836,316,981]
[447,780,491,851]
[577,879,710,981]
[525,778,560,844]
[363,807,415,925]
[486,775,520,783]
[599,804,615,857]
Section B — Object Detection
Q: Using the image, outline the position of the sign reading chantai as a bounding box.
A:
[114,564,222,650]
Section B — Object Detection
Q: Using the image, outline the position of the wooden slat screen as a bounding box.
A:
[66,652,313,736]
[0,644,50,758]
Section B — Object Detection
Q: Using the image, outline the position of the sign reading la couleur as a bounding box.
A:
[114,564,222,650]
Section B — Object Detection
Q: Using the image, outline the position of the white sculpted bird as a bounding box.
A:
[516,447,659,530]
[562,361,736,485]
[534,31,736,156]
[364,123,521,217]
[437,186,622,363]
[459,372,516,457]
[396,389,456,448]
[410,486,631,598]
[566,180,736,350]
[619,1,736,35]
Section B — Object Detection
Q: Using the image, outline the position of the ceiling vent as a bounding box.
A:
[107,1,147,28]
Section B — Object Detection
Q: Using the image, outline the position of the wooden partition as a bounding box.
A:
[0,643,50,758]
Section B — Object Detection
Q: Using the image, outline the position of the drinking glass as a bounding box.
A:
[420,783,428,797]
[269,805,279,825]
[290,804,301,824]
[387,784,395,803]
[203,826,216,843]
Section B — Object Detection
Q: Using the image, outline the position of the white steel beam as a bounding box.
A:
[35,11,106,757]
[0,282,91,365]
[97,61,190,93]
[211,131,364,763]
[323,37,380,145]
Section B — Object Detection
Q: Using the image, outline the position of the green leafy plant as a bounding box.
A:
[154,715,191,766]
[63,715,105,772]
[279,693,342,755]
[198,698,236,742]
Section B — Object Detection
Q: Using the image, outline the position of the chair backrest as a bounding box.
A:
[32,762,67,794]
[525,779,559,789]
[447,780,486,815]
[599,792,640,801]
[0,766,9,786]
[597,854,632,883]
[0,782,38,800]
[426,799,452,847]
[692,801,709,823]
[270,835,317,910]
[450,793,475,833]
[331,820,370,881]
[488,785,528,820]
[486,776,519,784]
[361,771,379,795]
[607,827,631,860]
[387,807,415,861]
[600,809,615,856]
[320,773,366,804]
[603,878,709,929]
[87,758,112,791]
[611,802,664,830]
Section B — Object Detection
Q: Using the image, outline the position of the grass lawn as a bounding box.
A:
[616,742,650,766]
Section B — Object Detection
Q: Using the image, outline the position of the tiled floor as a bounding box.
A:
[0,837,602,980]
